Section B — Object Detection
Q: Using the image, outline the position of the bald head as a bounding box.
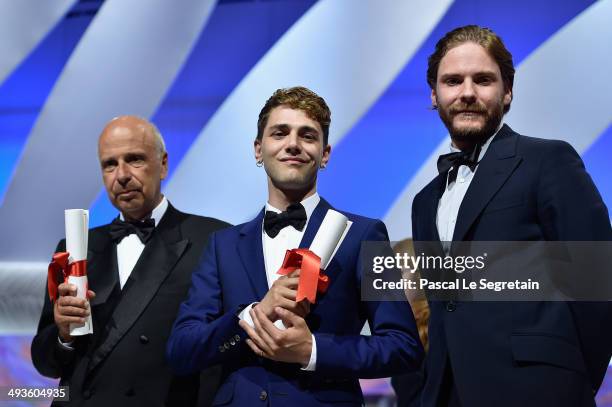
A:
[98,115,169,221]
[98,115,166,159]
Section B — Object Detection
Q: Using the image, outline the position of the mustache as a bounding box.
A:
[449,104,487,115]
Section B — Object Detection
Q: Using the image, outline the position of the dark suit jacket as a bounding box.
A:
[167,198,424,406]
[31,204,230,407]
[412,125,612,407]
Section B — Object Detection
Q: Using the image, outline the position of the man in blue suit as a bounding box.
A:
[412,25,612,406]
[167,86,423,406]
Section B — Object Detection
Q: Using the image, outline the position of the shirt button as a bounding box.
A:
[446,301,456,312]
[259,390,268,401]
[139,335,149,344]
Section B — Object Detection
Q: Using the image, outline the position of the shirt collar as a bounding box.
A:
[265,192,320,221]
[119,195,168,227]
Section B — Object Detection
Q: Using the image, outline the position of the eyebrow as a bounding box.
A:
[268,124,320,134]
[440,70,498,80]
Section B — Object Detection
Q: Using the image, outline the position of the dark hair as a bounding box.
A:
[257,86,331,145]
[427,25,515,112]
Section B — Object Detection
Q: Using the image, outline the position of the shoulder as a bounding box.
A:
[514,133,578,157]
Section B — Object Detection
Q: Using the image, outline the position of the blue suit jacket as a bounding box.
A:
[412,125,612,407]
[168,198,423,406]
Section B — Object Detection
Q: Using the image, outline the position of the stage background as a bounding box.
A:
[0,0,610,405]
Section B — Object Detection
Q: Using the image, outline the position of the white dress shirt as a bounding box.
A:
[116,196,168,288]
[239,193,320,371]
[436,124,502,253]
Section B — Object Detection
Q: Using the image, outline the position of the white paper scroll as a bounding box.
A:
[309,209,352,270]
[65,209,92,336]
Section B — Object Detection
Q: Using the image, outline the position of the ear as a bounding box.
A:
[503,88,512,109]
[430,88,437,109]
[254,137,262,162]
[320,144,332,168]
[160,152,169,180]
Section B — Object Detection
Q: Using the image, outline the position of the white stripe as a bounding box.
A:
[384,0,612,241]
[0,0,76,84]
[0,0,217,260]
[164,0,453,225]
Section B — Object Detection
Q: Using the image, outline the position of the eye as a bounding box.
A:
[445,77,461,86]
[101,160,117,172]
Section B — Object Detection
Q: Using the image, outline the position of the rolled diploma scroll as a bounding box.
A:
[274,209,352,329]
[65,209,93,335]
[309,209,352,270]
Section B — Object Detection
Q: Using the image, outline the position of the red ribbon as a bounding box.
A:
[277,249,329,304]
[47,252,87,303]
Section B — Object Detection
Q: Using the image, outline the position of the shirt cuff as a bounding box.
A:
[238,302,258,328]
[57,335,75,350]
[301,334,317,371]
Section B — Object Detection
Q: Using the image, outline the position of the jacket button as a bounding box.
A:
[224,342,230,349]
[446,301,456,312]
[234,334,241,342]
[139,335,149,344]
[259,390,268,401]
[219,345,225,353]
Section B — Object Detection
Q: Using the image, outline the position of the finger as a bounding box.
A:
[276,286,297,301]
[254,306,283,343]
[58,305,90,317]
[276,306,303,328]
[252,307,279,349]
[58,283,77,296]
[275,277,300,289]
[57,296,87,308]
[239,318,270,354]
[57,315,87,325]
[87,290,96,300]
[287,269,301,278]
[245,339,267,358]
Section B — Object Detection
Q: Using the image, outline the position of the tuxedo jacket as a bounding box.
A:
[412,124,612,407]
[31,204,230,407]
[167,198,424,406]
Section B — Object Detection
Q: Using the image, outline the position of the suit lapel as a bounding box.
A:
[298,198,332,248]
[237,209,269,299]
[87,227,118,307]
[87,205,189,374]
[452,125,522,242]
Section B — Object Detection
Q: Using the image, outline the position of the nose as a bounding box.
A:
[459,79,477,104]
[116,161,131,186]
[285,131,301,154]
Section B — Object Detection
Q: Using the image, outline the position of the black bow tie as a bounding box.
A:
[109,217,155,244]
[437,144,482,184]
[263,203,307,238]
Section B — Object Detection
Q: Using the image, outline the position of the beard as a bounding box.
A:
[438,99,504,147]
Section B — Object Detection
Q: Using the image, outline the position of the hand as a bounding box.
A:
[53,283,96,342]
[257,270,310,320]
[239,306,313,366]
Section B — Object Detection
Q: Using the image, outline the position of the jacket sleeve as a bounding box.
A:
[312,220,424,378]
[536,140,612,391]
[167,232,249,375]
[30,239,81,378]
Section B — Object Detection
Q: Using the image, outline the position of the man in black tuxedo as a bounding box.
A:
[412,25,612,406]
[31,115,229,406]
